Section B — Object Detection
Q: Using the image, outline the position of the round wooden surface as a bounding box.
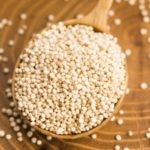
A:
[0,0,150,150]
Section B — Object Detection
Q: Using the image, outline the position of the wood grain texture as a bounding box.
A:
[65,0,113,32]
[0,0,150,150]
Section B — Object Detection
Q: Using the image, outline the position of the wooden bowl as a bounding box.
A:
[12,29,128,139]
[12,0,128,140]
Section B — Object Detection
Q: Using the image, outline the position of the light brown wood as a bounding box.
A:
[65,0,113,32]
[0,0,150,149]
[11,0,128,140]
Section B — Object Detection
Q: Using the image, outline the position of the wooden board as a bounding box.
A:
[0,0,150,149]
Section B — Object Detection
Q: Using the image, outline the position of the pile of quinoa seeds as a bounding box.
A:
[14,22,126,135]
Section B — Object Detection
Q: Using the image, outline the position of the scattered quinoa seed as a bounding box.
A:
[117,119,124,125]
[148,37,150,43]
[46,136,52,141]
[0,48,4,54]
[140,28,148,35]
[114,144,121,150]
[31,137,37,143]
[125,49,132,57]
[140,82,148,90]
[3,67,9,74]
[7,78,12,85]
[108,10,115,16]
[5,134,12,140]
[18,28,25,35]
[48,14,55,21]
[146,132,150,139]
[22,123,28,129]
[126,88,130,94]
[114,18,121,25]
[8,40,14,46]
[115,134,122,141]
[0,130,5,137]
[37,140,42,146]
[27,131,33,138]
[17,136,23,142]
[128,130,133,137]
[20,13,27,20]
[111,116,116,122]
[119,109,124,115]
[2,56,8,62]
[91,133,97,139]
[76,13,84,19]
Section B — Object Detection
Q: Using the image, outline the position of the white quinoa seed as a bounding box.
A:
[111,116,116,122]
[6,109,12,116]
[119,109,124,115]
[114,18,122,25]
[0,48,4,54]
[3,67,9,74]
[16,118,22,124]
[146,132,150,139]
[128,0,136,5]
[115,134,122,141]
[114,144,121,150]
[31,137,37,143]
[37,139,42,146]
[5,134,12,140]
[141,10,148,16]
[0,22,4,29]
[91,133,97,139]
[143,16,150,23]
[46,136,52,141]
[126,88,130,94]
[148,128,150,132]
[17,136,23,142]
[0,130,5,137]
[13,126,20,132]
[14,23,126,135]
[9,117,14,122]
[139,4,145,10]
[8,40,14,46]
[128,130,133,137]
[1,108,6,113]
[22,123,28,129]
[7,20,12,26]
[10,121,16,127]
[48,14,55,21]
[148,37,150,43]
[117,119,124,125]
[7,78,12,85]
[2,56,8,62]
[18,28,25,35]
[140,82,148,90]
[115,0,122,3]
[5,88,11,93]
[31,128,35,132]
[125,49,132,57]
[123,147,130,150]
[108,10,115,17]
[17,132,22,137]
[76,13,84,19]
[27,131,33,138]
[20,13,27,20]
[140,28,148,35]
[1,18,8,25]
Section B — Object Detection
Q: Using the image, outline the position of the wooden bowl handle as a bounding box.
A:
[81,0,113,32]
